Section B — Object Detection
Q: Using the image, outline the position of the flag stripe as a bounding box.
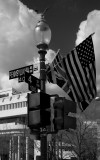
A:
[88,63,96,93]
[67,53,86,100]
[74,50,95,100]
[92,62,97,93]
[88,64,96,96]
[83,68,94,98]
[73,49,92,100]
[63,57,80,101]
[67,54,83,100]
[69,85,78,102]
[71,50,90,100]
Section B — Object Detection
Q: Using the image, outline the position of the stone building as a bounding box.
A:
[0,88,40,160]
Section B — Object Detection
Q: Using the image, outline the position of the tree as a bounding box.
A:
[47,116,97,160]
[56,118,97,160]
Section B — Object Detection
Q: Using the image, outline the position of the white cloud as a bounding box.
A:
[45,49,57,63]
[76,10,100,92]
[0,0,41,89]
[46,82,71,100]
[0,73,20,89]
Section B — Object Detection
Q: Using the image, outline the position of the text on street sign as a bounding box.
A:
[9,65,33,79]
[25,71,40,89]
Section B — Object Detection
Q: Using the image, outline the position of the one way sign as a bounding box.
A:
[25,71,40,90]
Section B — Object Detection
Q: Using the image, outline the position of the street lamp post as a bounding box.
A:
[34,15,51,160]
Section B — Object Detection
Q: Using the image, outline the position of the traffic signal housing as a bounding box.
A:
[53,97,64,131]
[53,97,76,131]
[27,92,51,129]
[63,98,76,130]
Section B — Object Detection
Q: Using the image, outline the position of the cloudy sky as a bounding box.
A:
[0,0,100,98]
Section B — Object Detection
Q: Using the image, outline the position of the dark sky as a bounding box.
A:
[21,0,100,54]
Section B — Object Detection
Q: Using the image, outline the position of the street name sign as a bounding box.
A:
[9,65,33,80]
[18,63,39,82]
[25,71,40,90]
[18,72,32,83]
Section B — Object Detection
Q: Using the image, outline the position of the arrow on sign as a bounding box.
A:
[25,71,40,89]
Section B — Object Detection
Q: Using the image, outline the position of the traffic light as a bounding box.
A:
[53,97,76,131]
[63,98,76,130]
[53,97,64,131]
[27,92,51,129]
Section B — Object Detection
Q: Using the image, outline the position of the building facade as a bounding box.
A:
[0,88,39,160]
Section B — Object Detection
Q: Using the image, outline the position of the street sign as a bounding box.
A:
[18,72,32,83]
[18,75,26,82]
[9,65,33,79]
[25,71,40,89]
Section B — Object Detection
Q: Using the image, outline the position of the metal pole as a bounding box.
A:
[18,136,20,160]
[38,45,47,160]
[9,139,11,160]
[39,49,47,93]
[26,137,29,160]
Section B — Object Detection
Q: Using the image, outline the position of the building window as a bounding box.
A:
[20,102,23,107]
[2,105,5,110]
[6,105,9,110]
[4,104,7,110]
[18,102,22,108]
[18,102,20,108]
[0,106,2,110]
[7,104,10,109]
[23,101,27,107]
[11,103,14,109]
[14,103,17,108]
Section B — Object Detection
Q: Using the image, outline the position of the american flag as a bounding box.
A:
[63,34,97,105]
[46,49,91,110]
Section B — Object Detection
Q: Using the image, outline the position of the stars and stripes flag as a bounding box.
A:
[46,50,82,107]
[46,34,96,110]
[46,52,89,111]
[63,34,97,107]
